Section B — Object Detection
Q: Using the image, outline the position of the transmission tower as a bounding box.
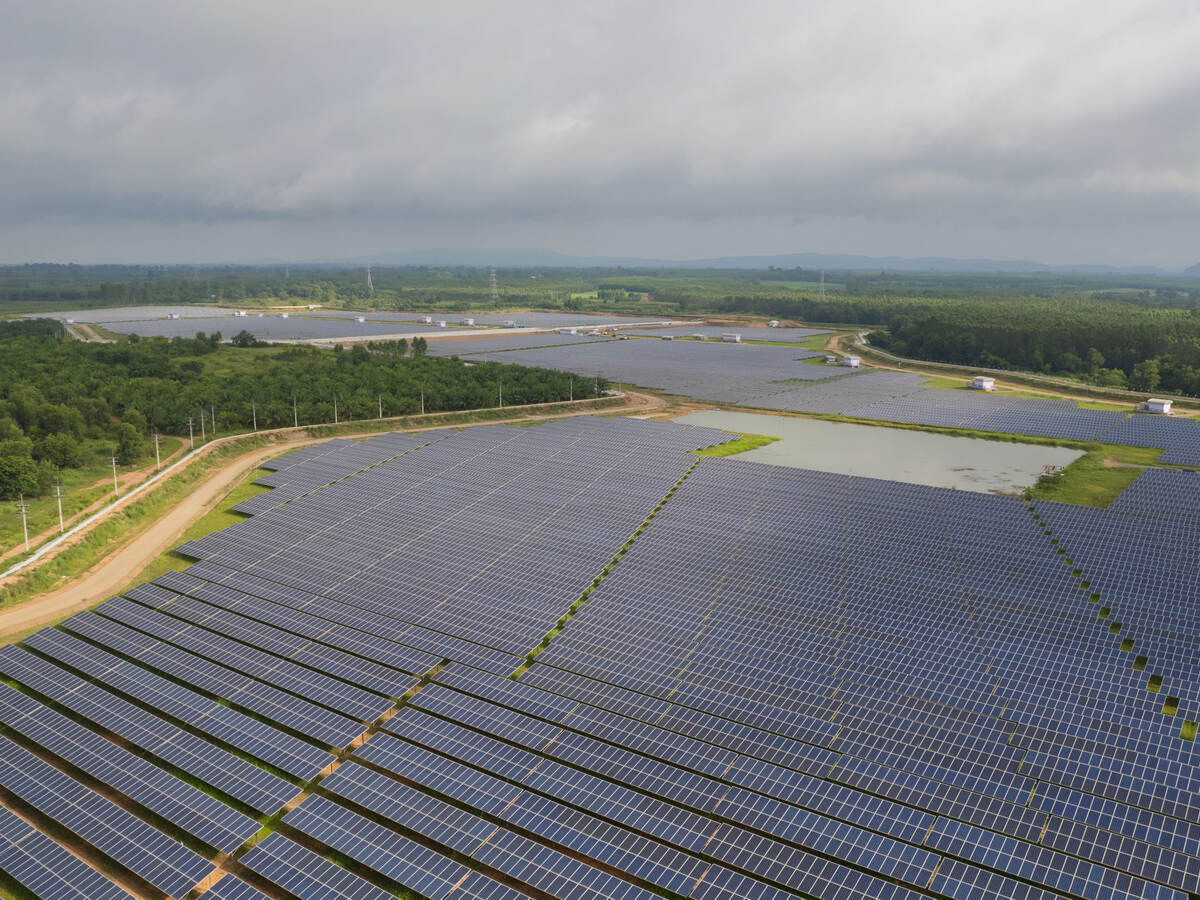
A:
[490,268,499,305]
[366,265,374,294]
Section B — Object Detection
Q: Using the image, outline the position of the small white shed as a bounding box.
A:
[461,317,475,326]
[971,376,996,391]
[435,320,447,328]
[721,333,743,343]
[842,355,861,368]
[767,320,780,328]
[558,327,577,335]
[503,320,517,328]
[354,315,366,323]
[1147,398,1173,415]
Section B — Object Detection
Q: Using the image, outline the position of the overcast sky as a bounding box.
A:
[3,1,1199,266]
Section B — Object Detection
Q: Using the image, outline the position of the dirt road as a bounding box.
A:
[0,392,663,640]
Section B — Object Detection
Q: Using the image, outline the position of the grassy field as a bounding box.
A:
[1,436,183,560]
[1025,444,1165,507]
[694,432,781,457]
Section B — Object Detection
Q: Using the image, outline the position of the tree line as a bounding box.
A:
[0,319,605,499]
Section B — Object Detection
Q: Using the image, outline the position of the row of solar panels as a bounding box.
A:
[457,339,1200,456]
[1,418,1197,899]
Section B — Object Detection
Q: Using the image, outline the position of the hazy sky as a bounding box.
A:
[3,1,1199,266]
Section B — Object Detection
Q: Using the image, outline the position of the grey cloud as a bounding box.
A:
[2,0,1199,264]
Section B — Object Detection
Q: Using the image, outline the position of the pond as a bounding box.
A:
[675,409,1084,494]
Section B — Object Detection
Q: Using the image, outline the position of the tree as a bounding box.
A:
[35,432,82,468]
[1129,358,1161,393]
[411,337,428,358]
[232,330,260,348]
[0,454,37,500]
[111,422,144,464]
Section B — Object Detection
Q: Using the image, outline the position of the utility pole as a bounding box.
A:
[252,400,257,432]
[378,394,383,419]
[293,394,298,428]
[199,410,206,443]
[153,433,161,469]
[187,417,194,449]
[210,403,216,435]
[16,495,30,551]
[110,456,120,497]
[333,396,338,425]
[820,269,825,302]
[490,268,499,304]
[569,377,573,401]
[53,482,64,533]
[420,389,425,416]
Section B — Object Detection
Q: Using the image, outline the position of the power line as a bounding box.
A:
[15,495,30,551]
[53,482,64,533]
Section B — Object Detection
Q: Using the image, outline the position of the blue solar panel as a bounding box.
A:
[0,737,213,898]
[0,805,129,900]
[3,416,1197,900]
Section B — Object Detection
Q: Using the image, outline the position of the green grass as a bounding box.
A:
[1,436,184,560]
[693,432,781,457]
[1025,444,1167,508]
[121,467,272,590]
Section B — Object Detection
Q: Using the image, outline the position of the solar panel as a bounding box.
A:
[3,416,1197,900]
[0,805,129,900]
[0,737,214,898]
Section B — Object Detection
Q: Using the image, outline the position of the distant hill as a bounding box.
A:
[1185,261,1200,276]
[326,248,1178,275]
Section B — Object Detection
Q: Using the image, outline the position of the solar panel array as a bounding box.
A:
[0,419,1197,900]
[1094,414,1200,465]
[235,430,440,515]
[425,332,618,356]
[465,339,839,402]
[461,339,1200,450]
[622,326,832,341]
[97,315,476,342]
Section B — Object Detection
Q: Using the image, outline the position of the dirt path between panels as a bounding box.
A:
[0,392,664,640]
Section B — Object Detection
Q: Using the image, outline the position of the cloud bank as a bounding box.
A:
[2,0,1199,264]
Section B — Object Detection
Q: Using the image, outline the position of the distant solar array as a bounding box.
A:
[425,332,617,356]
[90,315,472,341]
[1096,414,1200,465]
[462,340,1200,451]
[0,419,1197,900]
[623,325,832,341]
[466,339,837,401]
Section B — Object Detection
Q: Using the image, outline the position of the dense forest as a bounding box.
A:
[5,263,1200,395]
[0,318,604,499]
